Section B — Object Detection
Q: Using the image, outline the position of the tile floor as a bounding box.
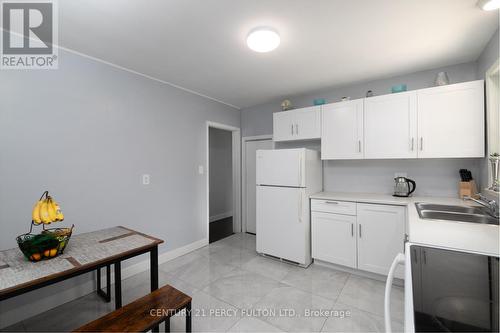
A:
[2,233,404,332]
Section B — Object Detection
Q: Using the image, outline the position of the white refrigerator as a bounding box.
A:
[256,148,322,267]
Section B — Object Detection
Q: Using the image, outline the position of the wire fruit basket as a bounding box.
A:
[16,191,73,262]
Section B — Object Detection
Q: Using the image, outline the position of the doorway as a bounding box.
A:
[242,135,273,234]
[206,122,241,244]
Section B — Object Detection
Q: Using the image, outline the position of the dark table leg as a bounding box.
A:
[164,318,170,333]
[151,245,159,292]
[114,261,122,309]
[96,265,111,302]
[186,302,192,332]
[151,245,159,332]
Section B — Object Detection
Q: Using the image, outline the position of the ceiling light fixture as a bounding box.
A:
[246,27,280,53]
[477,0,500,10]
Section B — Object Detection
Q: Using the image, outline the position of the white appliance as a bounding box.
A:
[385,243,499,333]
[256,148,322,267]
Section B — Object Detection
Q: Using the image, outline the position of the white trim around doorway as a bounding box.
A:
[206,122,241,239]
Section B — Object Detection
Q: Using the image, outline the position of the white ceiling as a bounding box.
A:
[59,0,499,109]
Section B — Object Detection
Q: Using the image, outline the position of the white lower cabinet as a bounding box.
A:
[357,203,406,279]
[312,212,356,268]
[311,199,406,278]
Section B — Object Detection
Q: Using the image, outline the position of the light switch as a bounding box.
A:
[198,165,204,175]
[142,174,150,185]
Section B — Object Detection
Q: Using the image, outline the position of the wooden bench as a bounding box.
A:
[74,285,192,332]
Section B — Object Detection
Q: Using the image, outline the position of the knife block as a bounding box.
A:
[459,180,478,199]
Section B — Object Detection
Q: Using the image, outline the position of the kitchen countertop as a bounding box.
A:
[310,192,499,256]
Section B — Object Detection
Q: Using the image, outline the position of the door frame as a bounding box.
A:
[206,121,241,239]
[485,58,500,191]
[241,135,274,233]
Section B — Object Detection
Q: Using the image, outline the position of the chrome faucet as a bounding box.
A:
[464,194,499,218]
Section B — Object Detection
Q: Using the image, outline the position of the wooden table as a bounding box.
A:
[0,226,163,311]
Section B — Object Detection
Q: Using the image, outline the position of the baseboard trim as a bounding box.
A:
[209,211,233,223]
[119,238,208,280]
[0,238,208,329]
[313,259,404,286]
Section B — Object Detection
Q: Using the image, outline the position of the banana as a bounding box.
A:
[32,200,42,224]
[39,199,51,224]
[52,198,64,221]
[47,197,57,223]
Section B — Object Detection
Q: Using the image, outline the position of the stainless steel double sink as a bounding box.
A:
[415,203,499,225]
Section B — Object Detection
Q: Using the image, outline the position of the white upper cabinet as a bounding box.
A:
[417,80,485,158]
[273,111,295,142]
[364,91,418,159]
[318,80,484,160]
[272,80,484,159]
[293,107,322,140]
[273,106,321,142]
[321,99,364,159]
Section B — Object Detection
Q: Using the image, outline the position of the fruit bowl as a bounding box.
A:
[16,225,73,262]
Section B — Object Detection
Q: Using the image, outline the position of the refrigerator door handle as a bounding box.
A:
[299,152,304,187]
[298,190,303,223]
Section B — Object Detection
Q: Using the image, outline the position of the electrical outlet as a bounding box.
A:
[394,172,407,178]
[142,174,150,185]
[198,165,204,175]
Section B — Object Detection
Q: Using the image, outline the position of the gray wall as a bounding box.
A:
[241,61,483,196]
[241,61,478,137]
[477,28,499,190]
[0,49,240,327]
[209,128,233,219]
[477,29,499,80]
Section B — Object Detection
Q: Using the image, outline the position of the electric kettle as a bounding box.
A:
[393,177,416,197]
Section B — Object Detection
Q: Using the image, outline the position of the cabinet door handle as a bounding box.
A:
[411,137,414,151]
[358,140,361,153]
[325,201,339,204]
[420,137,423,151]
[291,124,294,135]
[295,124,299,135]
[359,224,362,238]
[351,223,354,237]
[364,209,397,214]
